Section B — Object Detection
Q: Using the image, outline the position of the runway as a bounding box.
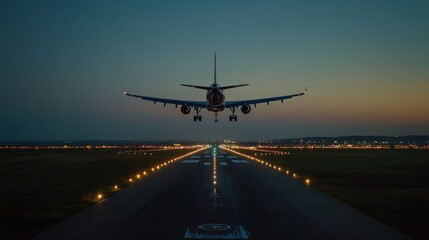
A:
[34,146,410,240]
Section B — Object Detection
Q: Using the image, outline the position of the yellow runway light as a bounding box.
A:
[305,179,311,185]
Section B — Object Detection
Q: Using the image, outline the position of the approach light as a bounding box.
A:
[137,174,141,179]
[129,178,133,182]
[305,179,311,185]
[114,185,118,190]
[98,194,102,199]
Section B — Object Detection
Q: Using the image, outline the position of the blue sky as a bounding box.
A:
[1,1,428,140]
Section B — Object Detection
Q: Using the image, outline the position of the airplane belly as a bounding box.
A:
[207,105,225,112]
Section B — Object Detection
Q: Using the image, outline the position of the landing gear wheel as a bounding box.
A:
[214,111,219,122]
[228,107,238,122]
[198,116,202,121]
[229,115,237,121]
[193,116,197,122]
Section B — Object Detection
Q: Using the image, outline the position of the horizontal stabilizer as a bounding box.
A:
[181,84,212,90]
[219,84,249,90]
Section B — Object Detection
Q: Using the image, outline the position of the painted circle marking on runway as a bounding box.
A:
[198,223,231,232]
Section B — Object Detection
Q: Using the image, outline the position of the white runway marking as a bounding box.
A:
[204,155,210,158]
[220,162,228,166]
[184,225,250,239]
[232,160,249,164]
[218,155,225,158]
[182,160,200,164]
[227,156,238,159]
[190,156,200,159]
[204,162,211,166]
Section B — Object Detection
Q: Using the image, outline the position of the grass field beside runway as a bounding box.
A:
[0,148,196,240]
[234,148,429,240]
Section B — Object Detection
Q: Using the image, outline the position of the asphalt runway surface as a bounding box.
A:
[34,146,410,240]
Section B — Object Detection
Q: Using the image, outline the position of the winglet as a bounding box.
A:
[304,87,308,94]
[123,88,127,95]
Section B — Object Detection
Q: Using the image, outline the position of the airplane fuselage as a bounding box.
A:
[206,83,225,112]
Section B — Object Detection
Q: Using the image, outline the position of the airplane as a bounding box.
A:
[124,53,307,122]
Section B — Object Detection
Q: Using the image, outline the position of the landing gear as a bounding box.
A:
[214,112,219,122]
[229,107,238,121]
[193,107,202,122]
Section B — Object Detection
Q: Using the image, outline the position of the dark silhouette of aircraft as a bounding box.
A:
[124,53,307,122]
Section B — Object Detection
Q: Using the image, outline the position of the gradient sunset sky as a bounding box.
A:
[1,1,428,141]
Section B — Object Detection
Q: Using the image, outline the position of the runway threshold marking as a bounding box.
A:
[204,162,211,166]
[184,225,250,239]
[182,160,200,164]
[190,156,201,159]
[220,162,228,166]
[227,156,238,159]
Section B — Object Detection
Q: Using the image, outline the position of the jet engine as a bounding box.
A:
[181,105,191,115]
[241,104,251,114]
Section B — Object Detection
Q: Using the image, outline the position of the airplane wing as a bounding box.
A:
[224,88,307,109]
[124,91,207,108]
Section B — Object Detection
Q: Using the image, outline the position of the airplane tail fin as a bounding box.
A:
[181,84,212,90]
[219,84,249,90]
[214,52,217,84]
